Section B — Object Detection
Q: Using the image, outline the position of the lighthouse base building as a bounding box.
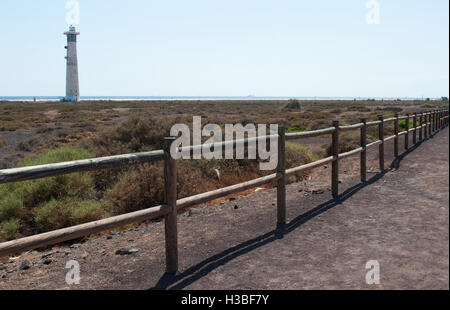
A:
[64,26,80,102]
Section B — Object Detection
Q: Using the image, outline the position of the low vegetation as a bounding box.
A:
[0,99,444,241]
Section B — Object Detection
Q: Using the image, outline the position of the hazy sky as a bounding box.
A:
[0,0,448,98]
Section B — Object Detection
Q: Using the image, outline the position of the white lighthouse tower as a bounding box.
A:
[64,26,80,102]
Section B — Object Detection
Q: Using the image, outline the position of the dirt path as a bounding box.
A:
[0,128,448,290]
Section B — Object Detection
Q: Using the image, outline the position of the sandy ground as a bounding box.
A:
[0,127,448,290]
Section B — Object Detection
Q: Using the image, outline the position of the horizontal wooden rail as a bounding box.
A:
[366,120,382,126]
[366,140,382,149]
[0,150,165,184]
[338,147,363,160]
[339,123,364,131]
[179,134,279,154]
[383,117,396,123]
[177,173,280,211]
[384,135,396,143]
[0,205,170,257]
[285,127,335,139]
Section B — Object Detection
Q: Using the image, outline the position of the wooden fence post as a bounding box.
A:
[164,137,178,274]
[432,110,435,133]
[424,112,427,137]
[428,111,432,136]
[394,113,399,158]
[360,118,367,182]
[444,110,446,128]
[378,115,384,171]
[332,120,339,197]
[405,114,409,150]
[436,110,439,131]
[438,110,441,129]
[419,113,423,142]
[276,126,286,227]
[413,113,417,144]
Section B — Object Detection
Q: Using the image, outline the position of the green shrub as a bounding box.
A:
[0,146,97,239]
[105,164,165,215]
[1,218,21,240]
[399,119,414,131]
[377,106,403,112]
[347,105,371,112]
[284,99,302,110]
[285,142,319,183]
[287,125,307,133]
[421,103,434,108]
[35,199,103,231]
[0,192,24,222]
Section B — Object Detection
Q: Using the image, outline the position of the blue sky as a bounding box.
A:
[0,0,448,98]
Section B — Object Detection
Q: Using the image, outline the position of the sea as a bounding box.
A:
[0,96,421,101]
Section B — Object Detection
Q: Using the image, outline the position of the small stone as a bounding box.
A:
[128,248,140,254]
[1,273,6,279]
[70,243,82,249]
[312,189,324,195]
[234,205,239,210]
[115,248,140,255]
[115,249,128,255]
[0,265,6,271]
[107,236,113,240]
[298,189,303,193]
[229,197,237,201]
[43,259,52,265]
[41,252,54,259]
[19,260,31,270]
[188,209,200,217]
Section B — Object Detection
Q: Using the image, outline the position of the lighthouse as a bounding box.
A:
[64,26,80,102]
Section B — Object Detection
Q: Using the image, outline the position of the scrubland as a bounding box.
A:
[0,99,447,241]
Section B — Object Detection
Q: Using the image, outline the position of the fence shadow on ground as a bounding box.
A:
[390,131,437,171]
[149,131,441,290]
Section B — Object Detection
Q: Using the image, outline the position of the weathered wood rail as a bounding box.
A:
[0,109,448,273]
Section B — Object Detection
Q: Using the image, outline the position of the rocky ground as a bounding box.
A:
[0,127,448,290]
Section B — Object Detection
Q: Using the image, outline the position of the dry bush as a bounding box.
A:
[324,132,360,156]
[104,164,165,215]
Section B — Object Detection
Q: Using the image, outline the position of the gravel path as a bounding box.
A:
[0,128,448,290]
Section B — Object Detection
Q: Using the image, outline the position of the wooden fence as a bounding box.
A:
[0,109,448,273]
